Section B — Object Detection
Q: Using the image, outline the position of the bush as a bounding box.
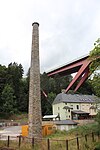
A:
[95,111,100,133]
[94,142,100,150]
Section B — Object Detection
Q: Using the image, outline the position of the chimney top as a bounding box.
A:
[61,89,66,94]
[32,22,39,26]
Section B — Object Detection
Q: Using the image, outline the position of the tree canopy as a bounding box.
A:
[89,38,100,97]
[91,73,100,97]
[89,38,100,73]
[1,84,16,114]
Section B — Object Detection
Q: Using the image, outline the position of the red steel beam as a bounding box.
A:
[65,59,91,92]
[47,55,89,77]
[47,54,99,92]
[74,67,89,92]
[47,55,92,92]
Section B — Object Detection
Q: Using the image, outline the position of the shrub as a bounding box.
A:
[94,142,100,150]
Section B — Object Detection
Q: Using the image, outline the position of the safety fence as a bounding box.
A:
[0,132,100,150]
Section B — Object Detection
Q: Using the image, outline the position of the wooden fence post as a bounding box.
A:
[85,135,87,142]
[66,140,68,150]
[76,137,79,150]
[47,138,50,150]
[32,137,34,148]
[92,132,94,142]
[18,136,21,148]
[7,136,10,147]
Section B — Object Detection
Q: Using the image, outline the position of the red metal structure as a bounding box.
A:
[47,54,91,93]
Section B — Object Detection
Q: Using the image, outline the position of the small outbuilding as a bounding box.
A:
[54,120,78,131]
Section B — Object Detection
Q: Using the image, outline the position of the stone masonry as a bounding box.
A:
[28,22,42,139]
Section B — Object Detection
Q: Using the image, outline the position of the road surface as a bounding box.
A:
[0,126,22,140]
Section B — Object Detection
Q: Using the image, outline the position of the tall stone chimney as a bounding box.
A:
[28,22,42,140]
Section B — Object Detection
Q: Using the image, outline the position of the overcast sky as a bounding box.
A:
[0,0,100,76]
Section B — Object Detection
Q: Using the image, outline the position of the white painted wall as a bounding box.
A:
[56,124,77,131]
[53,102,98,120]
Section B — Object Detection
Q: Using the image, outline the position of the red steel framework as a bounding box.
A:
[47,55,91,93]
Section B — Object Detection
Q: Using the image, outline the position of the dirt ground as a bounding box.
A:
[0,147,15,150]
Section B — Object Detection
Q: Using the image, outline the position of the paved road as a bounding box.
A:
[0,126,22,140]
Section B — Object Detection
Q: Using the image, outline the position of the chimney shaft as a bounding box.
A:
[28,22,42,139]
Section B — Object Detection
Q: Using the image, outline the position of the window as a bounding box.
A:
[71,105,73,109]
[68,109,70,112]
[65,103,67,105]
[76,105,79,109]
[58,107,60,110]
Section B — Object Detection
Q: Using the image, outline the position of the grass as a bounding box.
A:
[66,122,99,137]
[0,125,99,150]
[44,123,100,150]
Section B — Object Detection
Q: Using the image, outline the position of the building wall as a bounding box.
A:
[56,124,77,131]
[53,103,67,120]
[53,102,98,120]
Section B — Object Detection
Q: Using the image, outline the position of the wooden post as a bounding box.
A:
[76,137,79,150]
[92,132,94,142]
[32,137,34,148]
[19,136,21,148]
[47,139,50,150]
[66,140,68,150]
[85,135,87,142]
[7,136,10,147]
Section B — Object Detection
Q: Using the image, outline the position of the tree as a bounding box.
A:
[47,92,56,113]
[40,72,49,93]
[18,78,29,112]
[89,38,100,97]
[1,84,16,114]
[89,38,100,73]
[41,91,56,115]
[78,79,94,95]
[40,72,72,115]
[91,73,100,97]
[0,65,7,96]
[53,74,72,94]
[6,62,24,109]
